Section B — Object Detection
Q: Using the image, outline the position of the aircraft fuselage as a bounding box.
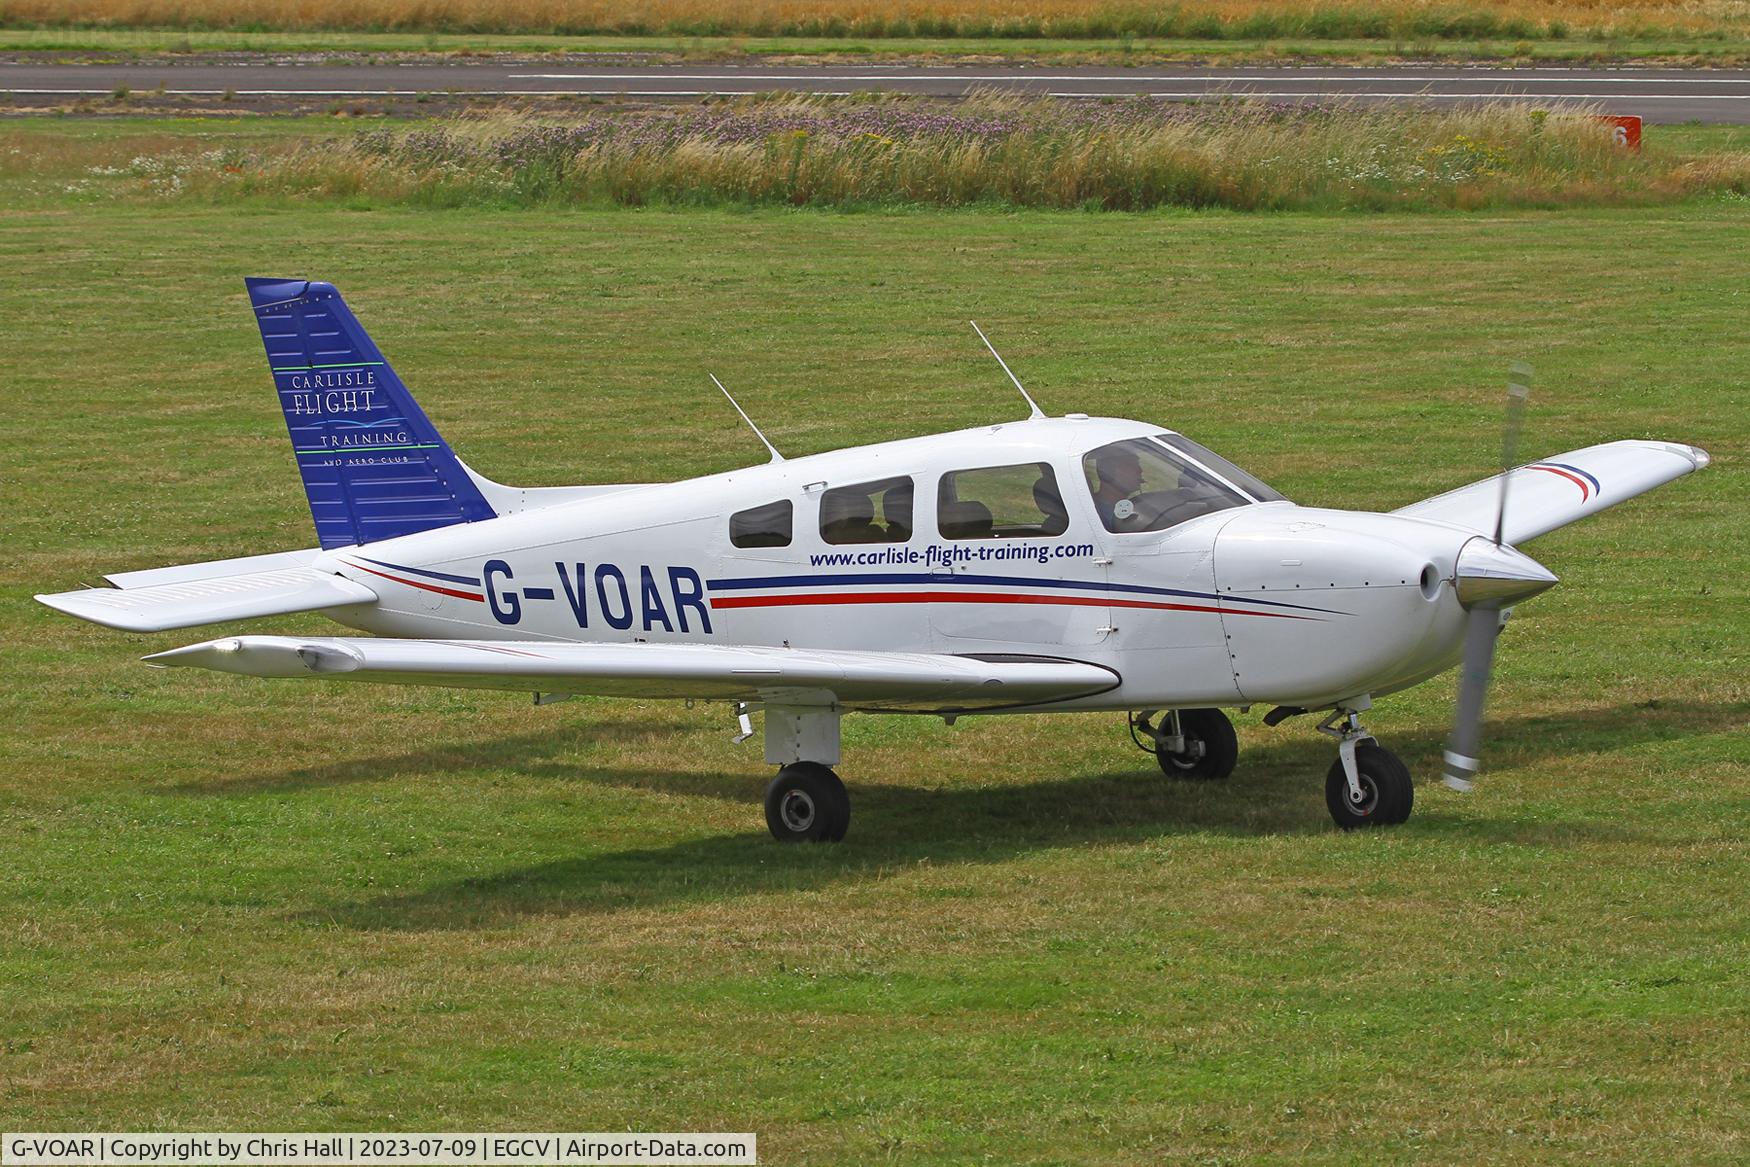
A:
[314,416,1483,714]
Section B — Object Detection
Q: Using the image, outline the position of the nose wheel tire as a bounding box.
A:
[1156,708,1239,780]
[1325,742,1413,828]
[764,762,851,843]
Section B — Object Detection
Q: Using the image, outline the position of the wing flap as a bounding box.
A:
[143,636,1119,712]
[1394,440,1709,545]
[37,568,378,633]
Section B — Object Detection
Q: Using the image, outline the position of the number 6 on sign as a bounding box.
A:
[1598,114,1642,150]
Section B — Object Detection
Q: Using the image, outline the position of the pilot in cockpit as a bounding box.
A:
[1091,447,1146,528]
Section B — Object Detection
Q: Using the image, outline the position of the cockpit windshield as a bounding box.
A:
[1082,434,1282,534]
[1156,433,1285,503]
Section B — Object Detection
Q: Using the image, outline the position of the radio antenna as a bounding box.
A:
[971,321,1045,421]
[710,373,783,463]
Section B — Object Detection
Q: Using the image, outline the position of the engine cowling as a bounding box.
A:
[1213,507,1467,706]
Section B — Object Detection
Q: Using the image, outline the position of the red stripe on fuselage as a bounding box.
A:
[709,590,1316,619]
[347,562,486,602]
[1530,465,1591,501]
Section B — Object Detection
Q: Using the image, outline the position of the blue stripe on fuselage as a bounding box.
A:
[357,556,483,587]
[705,570,1344,614]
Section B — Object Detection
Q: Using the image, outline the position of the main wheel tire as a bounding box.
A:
[1155,708,1239,780]
[1324,743,1413,829]
[764,762,851,843]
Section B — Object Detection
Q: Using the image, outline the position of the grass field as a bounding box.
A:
[1,146,1746,1161]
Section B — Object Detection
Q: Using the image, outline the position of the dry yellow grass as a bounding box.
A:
[3,0,1745,39]
[36,97,1741,213]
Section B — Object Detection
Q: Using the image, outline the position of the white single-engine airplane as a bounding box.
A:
[39,279,1711,840]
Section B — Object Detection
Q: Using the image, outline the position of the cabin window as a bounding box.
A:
[819,476,913,545]
[730,499,793,548]
[1082,438,1247,533]
[937,463,1069,539]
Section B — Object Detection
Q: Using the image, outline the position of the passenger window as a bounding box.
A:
[938,463,1068,539]
[819,476,913,545]
[730,499,793,548]
[1083,438,1246,533]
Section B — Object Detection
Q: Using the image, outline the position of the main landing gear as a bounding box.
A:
[1129,708,1238,780]
[764,762,850,843]
[760,705,852,844]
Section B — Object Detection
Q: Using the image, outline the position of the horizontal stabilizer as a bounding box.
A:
[38,569,377,633]
[104,547,323,590]
[1395,439,1709,545]
[144,637,1120,713]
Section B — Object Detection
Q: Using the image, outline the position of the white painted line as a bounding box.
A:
[1048,90,1749,99]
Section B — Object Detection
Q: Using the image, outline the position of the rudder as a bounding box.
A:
[246,277,495,550]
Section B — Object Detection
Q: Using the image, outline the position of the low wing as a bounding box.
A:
[1394,440,1709,545]
[37,568,377,633]
[144,636,1120,713]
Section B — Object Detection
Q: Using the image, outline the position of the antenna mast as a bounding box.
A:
[710,374,784,463]
[970,321,1046,421]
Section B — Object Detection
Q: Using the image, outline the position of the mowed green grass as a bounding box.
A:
[0,197,1745,1163]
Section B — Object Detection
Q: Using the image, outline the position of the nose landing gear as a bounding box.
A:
[1316,707,1413,828]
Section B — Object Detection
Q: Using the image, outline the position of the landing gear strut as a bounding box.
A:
[1130,708,1238,780]
[1317,707,1413,828]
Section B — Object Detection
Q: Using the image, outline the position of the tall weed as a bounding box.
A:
[55,95,1748,212]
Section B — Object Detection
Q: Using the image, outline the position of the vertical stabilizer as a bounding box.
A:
[246,278,495,549]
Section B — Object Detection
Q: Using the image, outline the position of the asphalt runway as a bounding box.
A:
[5,60,1749,122]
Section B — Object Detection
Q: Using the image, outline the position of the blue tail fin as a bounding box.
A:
[246,278,496,550]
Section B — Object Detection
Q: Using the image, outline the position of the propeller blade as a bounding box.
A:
[1448,360,1535,792]
[1493,361,1533,547]
[1443,603,1502,792]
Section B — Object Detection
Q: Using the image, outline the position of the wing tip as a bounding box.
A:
[36,589,165,633]
[1617,439,1711,471]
